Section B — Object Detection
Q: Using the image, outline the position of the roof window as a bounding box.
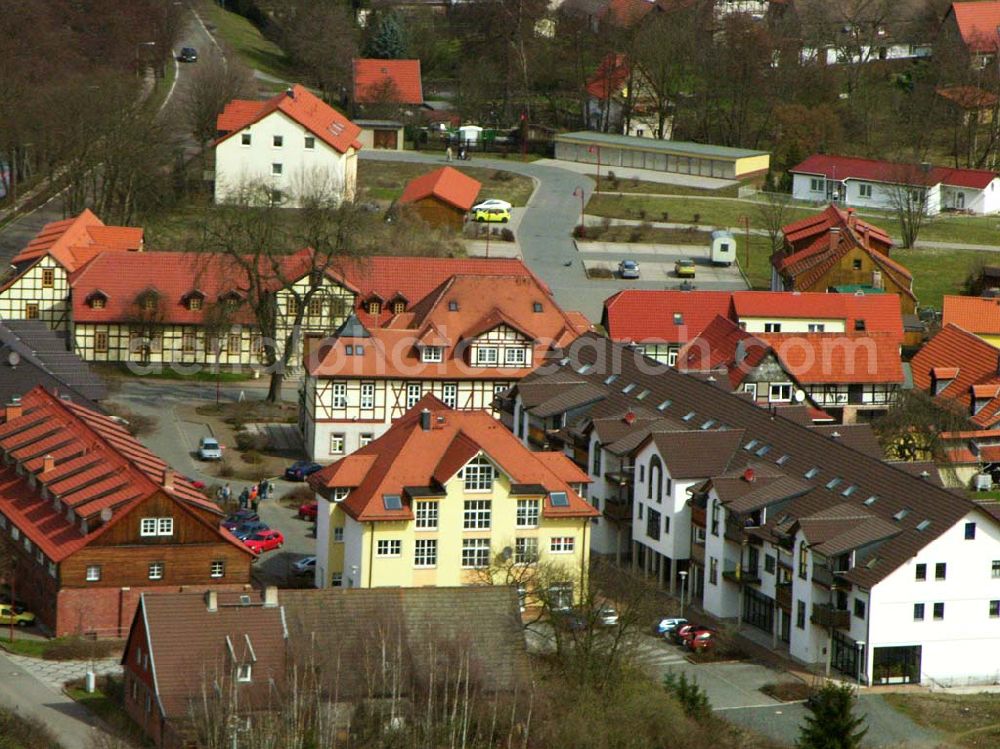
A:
[550,491,569,507]
[776,454,790,466]
[804,467,820,479]
[842,485,857,497]
[657,399,671,411]
[916,519,931,531]
[744,439,759,451]
[682,411,695,421]
[622,383,636,394]
[893,508,911,521]
[604,374,618,385]
[825,477,842,490]
[533,302,543,313]
[448,300,459,311]
[863,495,878,506]
[636,388,651,400]
[673,313,683,324]
[383,494,403,511]
[701,419,716,430]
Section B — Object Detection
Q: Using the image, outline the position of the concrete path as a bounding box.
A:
[0,648,111,749]
[534,158,738,190]
[3,651,122,692]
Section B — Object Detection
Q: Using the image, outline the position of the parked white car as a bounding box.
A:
[472,199,512,212]
[198,437,223,461]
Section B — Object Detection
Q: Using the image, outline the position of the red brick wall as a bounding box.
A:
[56,583,251,638]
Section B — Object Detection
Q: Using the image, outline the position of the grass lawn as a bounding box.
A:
[66,675,148,744]
[595,176,741,197]
[0,708,61,749]
[94,362,254,384]
[586,194,818,227]
[893,246,982,310]
[196,0,296,83]
[358,160,536,205]
[144,56,179,113]
[884,693,1000,748]
[918,214,1000,246]
[0,636,124,660]
[580,225,712,244]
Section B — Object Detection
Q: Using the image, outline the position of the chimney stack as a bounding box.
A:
[420,409,431,431]
[42,454,55,474]
[5,396,22,422]
[162,467,175,490]
[205,590,218,612]
[263,586,279,608]
[861,226,871,250]
[828,226,841,253]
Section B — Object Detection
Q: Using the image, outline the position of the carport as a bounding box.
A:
[554,132,770,180]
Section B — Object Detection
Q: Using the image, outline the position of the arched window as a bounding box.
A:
[648,455,663,502]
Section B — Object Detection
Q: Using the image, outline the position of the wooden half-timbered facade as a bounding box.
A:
[0,387,253,637]
[303,272,591,459]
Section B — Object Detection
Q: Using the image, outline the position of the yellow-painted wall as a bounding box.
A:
[734,153,771,177]
[327,471,590,597]
[976,333,1000,348]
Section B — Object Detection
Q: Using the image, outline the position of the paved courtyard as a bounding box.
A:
[3,650,122,691]
[579,241,747,291]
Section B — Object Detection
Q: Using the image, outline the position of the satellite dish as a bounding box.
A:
[7,351,20,368]
[794,389,807,403]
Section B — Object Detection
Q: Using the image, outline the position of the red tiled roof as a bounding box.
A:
[353,59,424,105]
[309,273,591,379]
[602,290,733,344]
[757,332,904,385]
[780,204,891,251]
[943,295,1000,335]
[911,324,1000,427]
[790,153,997,190]
[950,1,1000,54]
[398,167,481,212]
[598,0,655,26]
[10,209,143,273]
[676,315,772,389]
[310,396,597,522]
[215,84,362,154]
[603,288,903,344]
[586,53,630,100]
[0,387,245,562]
[937,85,999,109]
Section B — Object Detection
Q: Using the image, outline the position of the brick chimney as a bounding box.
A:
[205,590,218,612]
[5,396,22,421]
[42,454,55,474]
[861,226,871,250]
[263,586,279,608]
[829,226,841,253]
[162,467,175,490]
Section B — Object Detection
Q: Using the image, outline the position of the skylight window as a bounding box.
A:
[682,411,695,421]
[550,491,570,507]
[804,467,820,479]
[863,495,878,506]
[916,519,931,531]
[604,374,618,385]
[842,485,857,497]
[636,389,651,400]
[701,419,716,430]
[577,363,592,374]
[382,494,403,511]
[657,399,671,411]
[559,357,570,366]
[744,439,759,451]
[825,477,842,490]
[893,508,910,521]
[673,313,683,324]
[755,445,770,457]
[776,455,790,466]
[622,383,636,394]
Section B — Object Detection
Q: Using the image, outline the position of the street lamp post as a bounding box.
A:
[855,640,866,690]
[679,570,688,619]
[573,186,585,233]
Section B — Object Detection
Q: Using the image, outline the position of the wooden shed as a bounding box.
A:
[397,166,481,230]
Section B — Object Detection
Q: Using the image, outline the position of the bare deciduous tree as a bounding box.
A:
[181,54,256,150]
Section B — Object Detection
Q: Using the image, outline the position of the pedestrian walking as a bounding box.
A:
[264,479,274,499]
[251,496,259,512]
[222,483,231,502]
[446,145,453,162]
[238,488,249,508]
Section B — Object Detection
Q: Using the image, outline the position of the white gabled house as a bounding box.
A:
[214,85,362,207]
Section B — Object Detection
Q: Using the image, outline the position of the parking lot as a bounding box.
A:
[578,241,748,290]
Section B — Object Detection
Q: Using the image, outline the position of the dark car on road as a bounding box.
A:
[221,510,259,531]
[178,47,198,62]
[285,461,322,481]
[234,521,269,540]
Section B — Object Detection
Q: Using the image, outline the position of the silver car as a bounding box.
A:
[619,259,640,279]
[292,556,316,575]
[198,437,223,461]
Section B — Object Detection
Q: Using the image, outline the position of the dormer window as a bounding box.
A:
[448,300,459,311]
[185,293,204,311]
[368,301,381,315]
[89,293,107,309]
[421,346,443,363]
[462,455,495,492]
[855,319,866,331]
[237,664,252,682]
[532,302,543,313]
[140,294,158,311]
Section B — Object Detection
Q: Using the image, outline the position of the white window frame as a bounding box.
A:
[376,539,402,557]
[359,433,373,447]
[140,518,158,537]
[463,500,492,530]
[476,347,498,366]
[516,499,540,528]
[237,664,253,682]
[406,383,422,409]
[442,383,458,408]
[414,539,437,568]
[550,536,575,553]
[769,383,792,402]
[415,500,439,530]
[742,383,758,399]
[86,565,101,582]
[809,177,824,193]
[329,433,345,455]
[461,538,491,568]
[463,455,495,492]
[505,347,527,366]
[807,323,826,332]
[515,537,539,564]
[858,183,872,198]
[148,562,164,580]
[332,572,343,587]
[421,346,443,363]
[157,517,173,536]
[763,322,782,333]
[210,560,225,578]
[360,382,375,409]
[331,382,347,408]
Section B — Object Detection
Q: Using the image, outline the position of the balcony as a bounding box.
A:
[812,563,852,590]
[811,602,851,629]
[690,541,705,565]
[604,465,635,487]
[527,425,548,448]
[603,498,632,523]
[722,564,761,585]
[691,505,706,528]
[775,582,792,610]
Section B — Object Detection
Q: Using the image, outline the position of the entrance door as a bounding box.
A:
[780,610,791,643]
[955,192,965,210]
[374,129,398,149]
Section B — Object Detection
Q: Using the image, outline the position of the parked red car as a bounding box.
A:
[298,501,318,520]
[684,629,717,651]
[244,529,284,554]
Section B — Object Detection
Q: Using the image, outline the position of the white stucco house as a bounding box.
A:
[790,154,1000,216]
[214,84,362,207]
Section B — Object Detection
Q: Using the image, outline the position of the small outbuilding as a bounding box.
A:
[355,119,405,150]
[397,166,481,230]
[554,131,770,180]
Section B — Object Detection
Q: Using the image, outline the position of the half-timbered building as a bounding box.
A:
[0,387,253,637]
[0,209,143,331]
[302,265,591,459]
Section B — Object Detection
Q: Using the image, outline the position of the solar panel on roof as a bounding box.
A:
[383,494,403,510]
[550,491,569,507]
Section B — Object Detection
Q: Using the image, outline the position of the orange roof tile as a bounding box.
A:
[586,53,630,100]
[215,85,362,154]
[398,167,481,212]
[911,324,1000,427]
[933,367,960,379]
[310,396,597,522]
[353,59,424,105]
[598,0,655,27]
[758,332,904,385]
[10,209,143,273]
[950,1,1000,54]
[676,315,772,389]
[0,387,248,562]
[943,295,1000,335]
